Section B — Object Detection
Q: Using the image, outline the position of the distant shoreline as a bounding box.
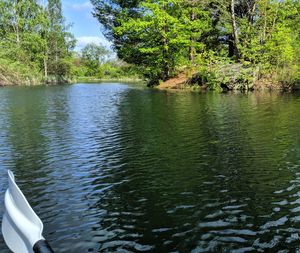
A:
[0,78,144,87]
[1,77,299,93]
[74,77,144,83]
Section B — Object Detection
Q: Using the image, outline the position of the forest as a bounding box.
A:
[0,0,299,90]
[0,0,138,85]
[91,0,300,90]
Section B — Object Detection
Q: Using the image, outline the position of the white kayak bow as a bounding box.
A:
[2,170,54,253]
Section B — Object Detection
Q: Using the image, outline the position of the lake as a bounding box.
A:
[0,83,300,252]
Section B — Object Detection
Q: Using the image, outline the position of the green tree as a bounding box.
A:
[0,0,76,84]
[0,0,50,77]
[80,43,110,76]
[47,0,75,80]
[93,0,211,84]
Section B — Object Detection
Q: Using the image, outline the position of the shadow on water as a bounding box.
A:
[0,85,300,252]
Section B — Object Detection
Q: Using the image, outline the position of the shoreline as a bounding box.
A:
[155,67,300,92]
[73,77,144,83]
[0,78,145,87]
[155,84,300,92]
[1,76,298,92]
[1,82,299,93]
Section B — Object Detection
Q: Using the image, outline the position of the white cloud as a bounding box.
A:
[71,1,93,11]
[76,36,112,50]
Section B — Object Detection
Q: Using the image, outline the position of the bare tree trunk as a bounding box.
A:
[12,1,20,46]
[15,25,20,45]
[187,0,199,65]
[271,3,279,33]
[55,39,58,81]
[230,0,240,61]
[162,2,170,80]
[189,43,196,65]
[162,35,170,80]
[44,55,48,81]
[250,2,256,24]
[262,0,267,42]
[189,10,196,65]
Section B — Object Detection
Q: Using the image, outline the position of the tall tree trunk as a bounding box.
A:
[228,34,235,57]
[230,0,240,61]
[261,0,267,42]
[250,2,256,24]
[55,38,58,80]
[189,43,195,65]
[162,2,169,80]
[13,2,20,46]
[15,25,20,45]
[162,35,170,80]
[44,55,48,81]
[189,10,196,65]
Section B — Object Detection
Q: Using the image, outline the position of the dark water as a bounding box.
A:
[0,83,300,252]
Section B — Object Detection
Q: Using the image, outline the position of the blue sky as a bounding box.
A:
[61,0,111,50]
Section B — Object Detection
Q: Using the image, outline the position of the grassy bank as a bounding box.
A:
[0,59,43,86]
[0,59,143,87]
[0,71,143,87]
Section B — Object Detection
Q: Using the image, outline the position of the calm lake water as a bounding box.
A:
[0,83,300,252]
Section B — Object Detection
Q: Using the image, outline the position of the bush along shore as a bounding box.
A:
[157,63,300,92]
[0,60,72,86]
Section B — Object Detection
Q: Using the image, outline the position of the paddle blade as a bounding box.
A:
[2,170,44,253]
[2,212,29,253]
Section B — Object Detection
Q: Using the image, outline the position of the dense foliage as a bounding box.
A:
[1,0,298,88]
[70,43,141,81]
[0,0,139,85]
[92,0,300,89]
[0,0,75,84]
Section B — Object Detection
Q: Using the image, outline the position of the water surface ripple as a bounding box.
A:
[0,84,300,252]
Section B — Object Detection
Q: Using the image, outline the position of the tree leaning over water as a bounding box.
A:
[91,0,300,88]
